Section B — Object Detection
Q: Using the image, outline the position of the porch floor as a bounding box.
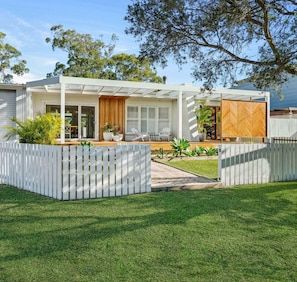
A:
[63,140,220,150]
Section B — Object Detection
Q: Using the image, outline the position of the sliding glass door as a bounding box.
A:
[46,105,95,140]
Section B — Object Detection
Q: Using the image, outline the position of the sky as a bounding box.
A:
[0,0,196,85]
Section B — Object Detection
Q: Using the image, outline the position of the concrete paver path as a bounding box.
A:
[151,161,222,190]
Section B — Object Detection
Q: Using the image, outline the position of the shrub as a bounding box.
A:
[192,146,205,156]
[5,113,61,144]
[156,148,167,159]
[171,138,190,156]
[80,140,92,147]
[204,147,218,156]
[184,149,195,157]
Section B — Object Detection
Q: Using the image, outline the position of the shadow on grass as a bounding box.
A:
[1,182,297,264]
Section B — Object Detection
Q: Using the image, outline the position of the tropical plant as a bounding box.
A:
[196,101,213,133]
[103,122,113,133]
[5,113,61,144]
[204,147,218,156]
[156,147,167,159]
[192,146,205,156]
[184,149,195,157]
[170,138,190,157]
[80,140,92,147]
[112,125,120,135]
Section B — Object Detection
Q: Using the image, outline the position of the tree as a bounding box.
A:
[125,0,297,90]
[46,25,163,83]
[0,32,28,83]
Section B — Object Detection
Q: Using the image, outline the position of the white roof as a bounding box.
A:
[26,75,269,101]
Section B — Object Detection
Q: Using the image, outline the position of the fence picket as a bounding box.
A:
[95,147,103,198]
[69,146,76,200]
[90,147,96,199]
[115,147,122,196]
[62,146,69,200]
[76,146,83,199]
[102,147,109,197]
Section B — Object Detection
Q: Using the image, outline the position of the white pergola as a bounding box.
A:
[26,76,270,143]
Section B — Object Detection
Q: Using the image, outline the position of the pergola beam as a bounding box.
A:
[26,75,268,101]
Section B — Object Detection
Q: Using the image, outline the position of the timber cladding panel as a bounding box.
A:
[99,96,127,140]
[221,99,267,138]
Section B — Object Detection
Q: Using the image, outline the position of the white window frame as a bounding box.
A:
[125,104,171,134]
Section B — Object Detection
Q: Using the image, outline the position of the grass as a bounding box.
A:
[159,159,218,179]
[1,184,297,281]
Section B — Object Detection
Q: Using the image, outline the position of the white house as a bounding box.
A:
[0,75,269,143]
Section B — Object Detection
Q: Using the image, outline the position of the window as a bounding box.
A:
[141,107,156,133]
[158,107,169,131]
[127,106,139,132]
[126,105,170,133]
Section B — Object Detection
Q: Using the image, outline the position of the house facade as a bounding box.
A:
[0,76,269,143]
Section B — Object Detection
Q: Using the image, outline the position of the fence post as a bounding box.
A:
[218,145,222,182]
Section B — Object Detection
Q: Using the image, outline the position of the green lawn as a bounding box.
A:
[1,183,297,281]
[159,159,218,179]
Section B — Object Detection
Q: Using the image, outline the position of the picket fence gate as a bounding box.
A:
[0,142,151,200]
[219,143,297,186]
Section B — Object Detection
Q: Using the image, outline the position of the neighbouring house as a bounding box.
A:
[237,76,297,137]
[0,75,269,143]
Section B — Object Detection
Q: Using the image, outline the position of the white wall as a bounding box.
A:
[0,90,16,140]
[270,117,297,138]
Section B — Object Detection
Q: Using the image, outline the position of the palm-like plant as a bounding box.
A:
[196,101,213,134]
[171,138,190,157]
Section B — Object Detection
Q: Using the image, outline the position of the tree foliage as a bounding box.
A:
[125,0,297,90]
[46,25,163,83]
[0,32,28,83]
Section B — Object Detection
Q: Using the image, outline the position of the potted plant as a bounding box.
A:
[196,101,213,141]
[112,125,123,142]
[103,122,114,141]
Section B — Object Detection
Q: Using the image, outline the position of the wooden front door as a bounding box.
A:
[221,99,267,138]
[99,96,127,140]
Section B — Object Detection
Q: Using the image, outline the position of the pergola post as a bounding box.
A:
[177,90,183,138]
[60,83,66,144]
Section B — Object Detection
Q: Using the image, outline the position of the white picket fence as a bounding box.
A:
[219,143,297,186]
[0,142,151,200]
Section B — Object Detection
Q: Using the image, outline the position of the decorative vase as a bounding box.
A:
[82,127,87,138]
[198,133,205,141]
[112,134,123,142]
[103,132,113,141]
